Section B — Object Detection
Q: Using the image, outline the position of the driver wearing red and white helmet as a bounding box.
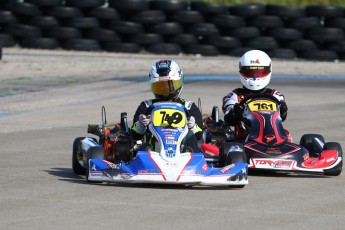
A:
[222,50,290,141]
[131,59,203,152]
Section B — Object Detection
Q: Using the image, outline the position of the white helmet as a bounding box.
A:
[149,60,184,101]
[239,50,272,91]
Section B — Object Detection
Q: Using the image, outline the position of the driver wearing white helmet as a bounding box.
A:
[131,59,203,152]
[222,50,290,141]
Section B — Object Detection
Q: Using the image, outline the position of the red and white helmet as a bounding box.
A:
[239,50,272,91]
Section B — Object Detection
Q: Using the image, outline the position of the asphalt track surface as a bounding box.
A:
[1,52,345,230]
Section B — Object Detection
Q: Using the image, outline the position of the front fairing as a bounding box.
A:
[243,99,288,146]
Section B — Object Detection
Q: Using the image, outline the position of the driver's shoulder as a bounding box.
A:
[177,98,195,109]
[267,88,286,101]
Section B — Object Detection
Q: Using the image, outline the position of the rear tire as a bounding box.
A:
[323,142,342,176]
[300,134,325,157]
[86,146,106,183]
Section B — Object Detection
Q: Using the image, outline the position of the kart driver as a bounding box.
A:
[222,49,291,142]
[131,59,203,152]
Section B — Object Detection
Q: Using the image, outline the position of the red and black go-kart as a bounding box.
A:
[203,94,342,176]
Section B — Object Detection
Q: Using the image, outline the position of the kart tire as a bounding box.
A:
[6,1,42,17]
[102,42,142,53]
[47,6,83,19]
[19,37,59,50]
[28,16,59,29]
[26,0,62,7]
[150,0,188,12]
[205,36,241,49]
[62,39,101,51]
[168,10,204,24]
[0,33,16,47]
[301,50,338,62]
[109,21,144,35]
[86,7,119,20]
[147,22,183,35]
[245,36,279,52]
[306,28,345,43]
[323,142,342,176]
[63,17,100,29]
[285,17,321,30]
[212,14,245,29]
[305,5,344,18]
[288,39,317,53]
[187,23,219,37]
[129,10,166,24]
[228,27,260,39]
[249,15,284,29]
[183,44,220,56]
[85,28,120,42]
[228,47,253,57]
[108,0,150,12]
[190,2,228,15]
[72,137,87,175]
[267,28,303,41]
[300,134,325,157]
[268,48,297,60]
[86,146,105,183]
[266,4,304,19]
[219,142,246,167]
[229,3,266,18]
[146,43,181,55]
[65,0,106,8]
[4,23,42,38]
[47,26,82,40]
[167,34,197,45]
[0,11,16,24]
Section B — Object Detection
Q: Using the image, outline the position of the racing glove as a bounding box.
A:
[187,116,196,130]
[280,101,288,121]
[233,103,243,121]
[135,114,150,134]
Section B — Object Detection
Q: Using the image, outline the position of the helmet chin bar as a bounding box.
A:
[241,76,270,91]
[155,86,183,101]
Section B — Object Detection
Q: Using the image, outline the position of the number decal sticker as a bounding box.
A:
[248,100,277,112]
[152,109,186,128]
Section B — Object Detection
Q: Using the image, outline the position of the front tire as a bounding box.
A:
[72,137,86,175]
[300,134,325,157]
[219,142,246,167]
[323,142,342,176]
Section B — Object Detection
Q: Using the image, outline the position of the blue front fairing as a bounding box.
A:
[89,151,247,179]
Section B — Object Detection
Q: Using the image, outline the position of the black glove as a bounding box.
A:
[233,103,243,120]
[280,101,288,121]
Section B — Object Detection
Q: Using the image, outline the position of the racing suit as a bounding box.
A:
[222,87,290,142]
[131,98,203,152]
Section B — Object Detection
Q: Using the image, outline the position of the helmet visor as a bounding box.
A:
[240,66,271,79]
[151,78,183,96]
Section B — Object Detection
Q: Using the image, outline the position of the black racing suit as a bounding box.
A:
[131,98,203,152]
[222,87,288,141]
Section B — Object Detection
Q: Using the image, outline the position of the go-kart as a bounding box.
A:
[73,102,248,188]
[204,95,342,176]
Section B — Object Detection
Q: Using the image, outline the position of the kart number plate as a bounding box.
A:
[152,109,186,128]
[248,100,277,112]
